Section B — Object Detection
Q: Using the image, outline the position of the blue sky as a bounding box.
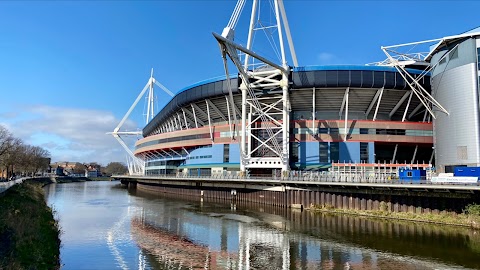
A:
[0,1,478,165]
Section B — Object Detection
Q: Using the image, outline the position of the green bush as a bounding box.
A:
[463,203,480,216]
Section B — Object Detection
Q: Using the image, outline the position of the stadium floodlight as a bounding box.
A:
[213,0,298,175]
[107,69,174,175]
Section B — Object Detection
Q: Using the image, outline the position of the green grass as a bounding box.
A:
[0,181,60,269]
[310,203,480,229]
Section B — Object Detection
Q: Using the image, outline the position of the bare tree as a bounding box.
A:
[1,137,23,178]
[0,125,52,178]
[27,146,51,176]
[0,125,14,158]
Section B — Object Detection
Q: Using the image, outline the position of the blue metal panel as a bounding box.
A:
[229,143,240,163]
[185,144,223,165]
[454,167,480,177]
[339,142,360,163]
[399,168,426,181]
[177,74,237,93]
[299,142,319,165]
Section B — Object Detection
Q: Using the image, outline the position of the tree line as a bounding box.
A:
[0,125,51,179]
[0,125,128,179]
[65,161,128,176]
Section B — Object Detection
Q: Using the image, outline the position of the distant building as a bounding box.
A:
[85,169,101,178]
[53,166,64,176]
[50,162,76,175]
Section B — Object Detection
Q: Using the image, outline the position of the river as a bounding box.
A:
[44,181,480,269]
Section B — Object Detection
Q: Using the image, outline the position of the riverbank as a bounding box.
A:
[53,176,112,183]
[0,180,61,269]
[310,203,480,229]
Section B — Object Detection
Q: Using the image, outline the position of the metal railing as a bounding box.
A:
[134,172,479,186]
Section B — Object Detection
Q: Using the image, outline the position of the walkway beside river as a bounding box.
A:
[0,178,25,194]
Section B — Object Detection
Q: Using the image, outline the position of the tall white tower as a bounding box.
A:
[214,0,298,176]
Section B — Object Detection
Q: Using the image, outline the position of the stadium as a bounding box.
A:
[133,65,434,176]
[118,1,480,177]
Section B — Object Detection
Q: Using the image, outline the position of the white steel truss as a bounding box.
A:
[366,33,480,119]
[380,47,449,119]
[108,69,174,175]
[214,0,297,175]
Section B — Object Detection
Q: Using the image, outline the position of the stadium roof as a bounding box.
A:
[143,65,430,137]
[425,26,480,61]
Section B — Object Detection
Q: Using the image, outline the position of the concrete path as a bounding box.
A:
[0,178,25,194]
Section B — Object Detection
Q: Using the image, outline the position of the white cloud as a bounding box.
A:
[5,105,141,166]
[317,52,338,64]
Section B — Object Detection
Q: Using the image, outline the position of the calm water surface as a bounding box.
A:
[45,181,480,269]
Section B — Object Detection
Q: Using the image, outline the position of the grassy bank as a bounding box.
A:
[310,203,480,229]
[0,180,60,269]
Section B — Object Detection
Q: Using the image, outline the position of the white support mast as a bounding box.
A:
[366,34,476,119]
[107,69,174,176]
[214,0,298,177]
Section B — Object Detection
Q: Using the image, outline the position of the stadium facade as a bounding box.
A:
[134,65,434,176]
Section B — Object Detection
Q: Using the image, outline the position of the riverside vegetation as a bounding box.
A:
[310,202,480,229]
[0,180,60,269]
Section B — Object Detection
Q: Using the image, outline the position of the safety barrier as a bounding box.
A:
[135,172,479,186]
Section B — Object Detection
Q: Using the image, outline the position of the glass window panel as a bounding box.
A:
[319,142,329,163]
[319,128,328,134]
[349,128,360,135]
[450,48,458,59]
[360,142,369,162]
[330,142,339,163]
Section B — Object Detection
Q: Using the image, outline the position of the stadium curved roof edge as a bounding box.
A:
[425,27,480,61]
[143,65,430,137]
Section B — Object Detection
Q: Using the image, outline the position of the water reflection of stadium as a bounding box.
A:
[130,191,476,269]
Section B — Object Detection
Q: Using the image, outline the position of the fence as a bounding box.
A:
[131,171,479,186]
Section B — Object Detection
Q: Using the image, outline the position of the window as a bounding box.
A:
[407,171,413,177]
[439,56,447,65]
[319,128,328,134]
[319,142,329,163]
[477,48,480,70]
[450,48,458,59]
[223,144,230,163]
[330,142,340,163]
[360,142,369,162]
[360,128,369,134]
[291,142,299,163]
